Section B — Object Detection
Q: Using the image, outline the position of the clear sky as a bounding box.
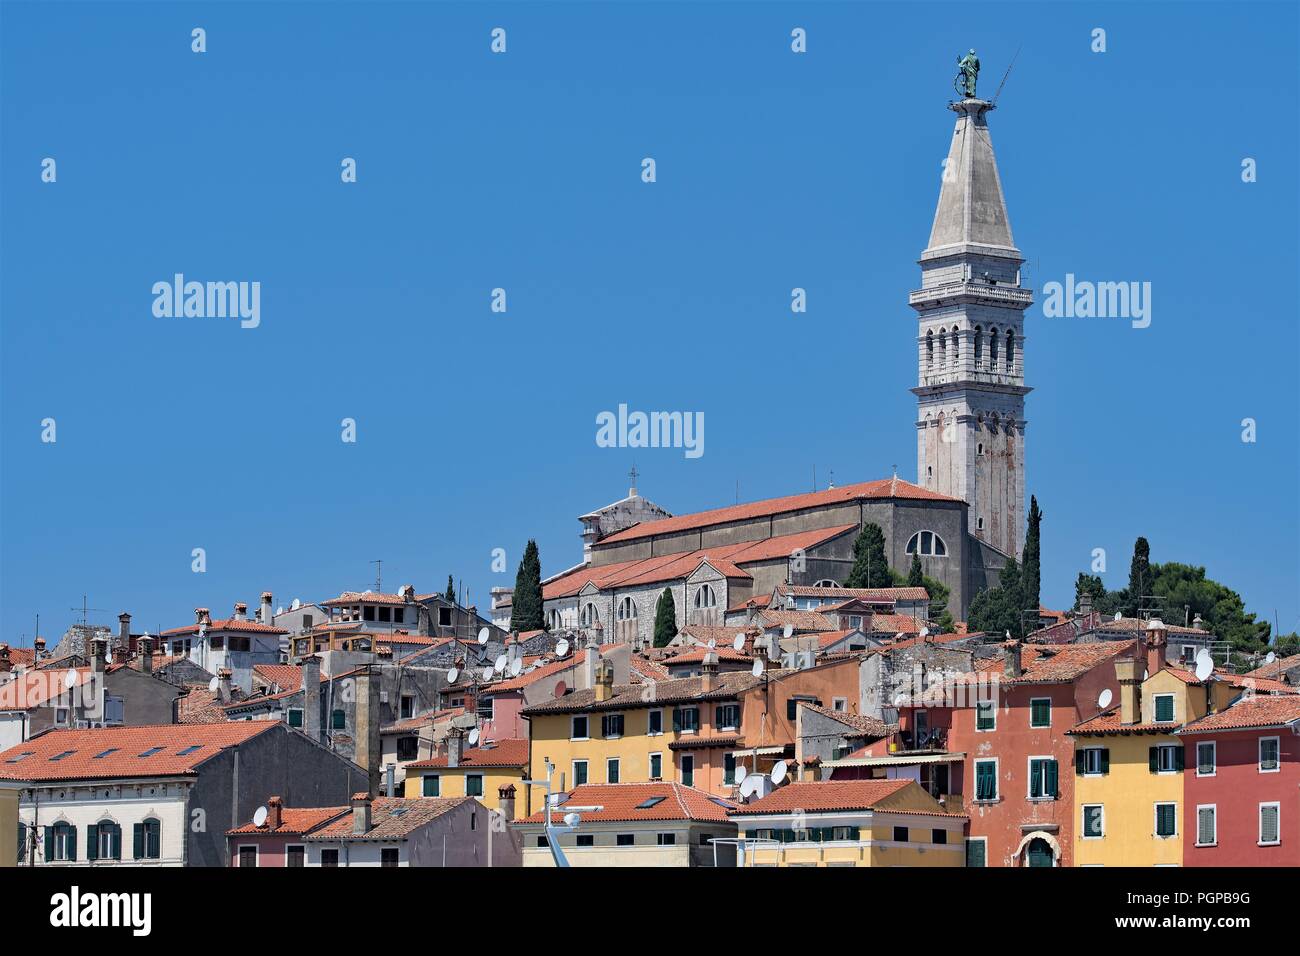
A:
[2,1,1296,644]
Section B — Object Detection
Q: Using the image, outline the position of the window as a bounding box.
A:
[581,603,599,627]
[1077,747,1109,776]
[548,609,563,630]
[892,826,909,842]
[714,704,739,730]
[601,714,625,739]
[396,737,419,762]
[1196,741,1216,776]
[363,606,375,622]
[649,751,663,780]
[680,755,694,787]
[1259,803,1280,845]
[656,833,676,846]
[1196,806,1217,847]
[932,828,947,845]
[905,531,948,557]
[286,845,305,868]
[1150,744,1183,774]
[378,607,391,623]
[974,759,998,801]
[466,775,484,797]
[331,709,346,730]
[617,597,638,620]
[88,821,122,861]
[1259,736,1280,773]
[438,607,453,627]
[176,745,203,756]
[617,833,635,847]
[133,819,161,860]
[571,715,589,740]
[400,695,415,719]
[606,758,620,784]
[422,775,440,797]
[1029,698,1051,728]
[381,848,400,867]
[535,836,549,848]
[1154,694,1175,723]
[693,585,716,609]
[92,748,119,760]
[647,710,663,735]
[137,747,163,758]
[976,700,996,731]
[1028,758,1059,800]
[1155,803,1177,838]
[320,848,339,867]
[832,697,848,713]
[1082,805,1104,839]
[965,838,987,868]
[576,834,594,847]
[238,846,258,867]
[392,608,403,625]
[673,707,699,734]
[723,752,736,785]
[572,760,588,786]
[47,822,76,862]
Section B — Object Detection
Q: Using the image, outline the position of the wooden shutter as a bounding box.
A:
[1149,747,1159,773]
[1046,759,1059,798]
[87,824,99,861]
[1261,806,1279,843]
[67,825,76,862]
[1198,807,1214,845]
[1173,747,1185,771]
[45,826,54,862]
[1099,748,1110,774]
[133,822,144,859]
[110,825,122,860]
[1074,750,1085,774]
[147,820,160,858]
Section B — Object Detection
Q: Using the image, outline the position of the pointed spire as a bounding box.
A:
[926,99,1018,260]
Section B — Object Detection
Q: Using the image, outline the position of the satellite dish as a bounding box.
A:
[563,812,580,827]
[477,627,490,645]
[555,638,570,658]
[920,627,930,638]
[65,670,78,689]
[1194,649,1214,681]
[1265,651,1277,665]
[446,667,460,685]
[291,598,301,610]
[494,654,508,673]
[481,666,494,682]
[770,760,789,786]
[1113,611,1123,621]
[510,657,523,677]
[735,764,748,782]
[468,728,480,746]
[893,691,909,707]
[732,633,745,651]
[252,805,269,828]
[1097,688,1113,709]
[1143,669,1149,680]
[783,624,794,639]
[750,659,764,677]
[208,676,220,692]
[739,773,764,799]
[553,680,567,698]
[707,638,717,650]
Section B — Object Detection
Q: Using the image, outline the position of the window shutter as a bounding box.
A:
[1029,762,1041,799]
[68,826,76,862]
[87,824,99,861]
[1100,748,1110,774]
[147,822,160,858]
[1149,747,1158,773]
[672,709,682,733]
[1046,759,1059,798]
[133,823,144,859]
[110,826,122,860]
[1074,751,1085,774]
[1173,747,1185,771]
[45,826,54,862]
[1198,808,1214,845]
[1262,806,1279,843]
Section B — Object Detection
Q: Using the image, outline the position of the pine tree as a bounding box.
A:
[1125,537,1152,617]
[1023,496,1042,613]
[653,588,677,648]
[445,575,456,604]
[844,523,892,590]
[907,552,924,589]
[510,540,544,632]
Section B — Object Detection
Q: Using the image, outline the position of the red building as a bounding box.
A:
[1178,694,1300,866]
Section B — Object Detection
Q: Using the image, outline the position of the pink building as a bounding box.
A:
[227,797,346,867]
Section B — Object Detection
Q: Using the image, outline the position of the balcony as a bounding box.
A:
[910,281,1033,311]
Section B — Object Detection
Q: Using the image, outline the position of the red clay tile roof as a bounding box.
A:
[381,708,464,734]
[986,641,1135,684]
[321,591,436,607]
[161,618,288,637]
[1068,708,1175,736]
[0,722,277,781]
[253,664,305,693]
[668,734,744,750]
[800,702,893,738]
[406,738,528,770]
[727,594,772,613]
[1,647,37,668]
[730,779,920,815]
[758,609,842,633]
[304,796,474,840]
[0,668,93,712]
[520,670,772,716]
[516,782,735,824]
[228,806,348,836]
[630,657,672,683]
[866,614,926,634]
[1161,667,1298,695]
[1175,695,1300,734]
[1245,653,1300,681]
[776,584,928,603]
[596,478,959,545]
[662,646,752,666]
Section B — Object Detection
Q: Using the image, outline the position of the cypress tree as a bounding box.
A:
[907,552,924,589]
[510,540,544,632]
[1022,496,1042,613]
[1126,537,1152,617]
[844,523,892,590]
[653,588,678,648]
[445,575,456,604]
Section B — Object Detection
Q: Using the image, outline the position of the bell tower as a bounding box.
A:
[912,96,1031,558]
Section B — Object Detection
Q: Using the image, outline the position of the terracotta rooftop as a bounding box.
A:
[1245,653,1300,681]
[800,702,894,739]
[756,609,842,633]
[775,584,929,603]
[253,664,305,693]
[0,668,94,712]
[730,779,963,816]
[1068,708,1176,736]
[516,782,735,825]
[406,738,528,770]
[321,591,437,607]
[161,617,289,637]
[662,646,752,666]
[1175,695,1300,735]
[304,796,474,840]
[228,806,348,836]
[521,670,773,716]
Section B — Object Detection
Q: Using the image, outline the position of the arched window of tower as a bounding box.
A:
[581,602,599,627]
[906,531,948,557]
[926,329,934,368]
[1006,329,1016,373]
[974,326,983,367]
[989,327,999,368]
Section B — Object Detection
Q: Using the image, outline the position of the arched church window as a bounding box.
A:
[548,609,563,631]
[813,579,841,588]
[925,329,934,368]
[906,530,948,557]
[989,327,999,368]
[974,326,983,367]
[1006,329,1015,372]
[937,329,947,368]
[693,585,716,609]
[617,597,638,621]
[952,327,961,366]
[580,603,599,627]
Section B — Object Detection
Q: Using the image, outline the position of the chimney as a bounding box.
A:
[137,635,154,674]
[399,584,415,603]
[701,651,719,693]
[300,655,321,743]
[0,644,10,675]
[217,667,233,703]
[1078,592,1093,617]
[1192,613,1205,630]
[267,795,283,830]
[498,784,516,820]
[91,637,108,677]
[233,602,248,622]
[351,792,372,834]
[448,728,464,768]
[417,604,432,637]
[1144,619,1168,676]
[33,636,46,661]
[195,608,211,627]
[1002,640,1022,679]
[595,658,615,702]
[1115,657,1142,724]
[385,763,396,798]
[260,592,273,625]
[355,664,382,796]
[117,611,131,654]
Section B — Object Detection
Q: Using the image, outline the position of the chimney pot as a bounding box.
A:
[497,783,517,820]
[351,793,373,834]
[267,795,283,829]
[233,602,248,621]
[1114,657,1142,724]
[1144,619,1168,677]
[701,651,719,693]
[1003,640,1022,679]
[0,644,10,675]
[138,636,154,673]
[260,592,274,624]
[448,728,464,768]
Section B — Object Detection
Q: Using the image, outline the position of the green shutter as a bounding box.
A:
[1173,747,1185,771]
[1029,761,1042,798]
[288,709,303,728]
[1149,746,1159,773]
[133,823,144,859]
[67,826,76,862]
[1046,759,1059,798]
[423,774,440,797]
[110,825,121,860]
[672,709,682,733]
[45,826,54,862]
[1099,748,1110,774]
[87,824,99,861]
[965,839,986,867]
[1074,750,1085,774]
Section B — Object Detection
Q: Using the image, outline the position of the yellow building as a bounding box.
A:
[403,736,529,820]
[1070,651,1240,867]
[0,781,20,867]
[729,779,966,867]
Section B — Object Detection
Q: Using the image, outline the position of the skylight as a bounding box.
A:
[5,752,33,764]
[138,746,164,757]
[50,750,76,761]
[635,796,666,809]
[176,745,203,756]
[93,748,119,759]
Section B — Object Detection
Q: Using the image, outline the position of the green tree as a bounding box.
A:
[1125,537,1153,617]
[445,575,456,604]
[653,588,678,648]
[1022,496,1042,613]
[906,552,924,589]
[1073,573,1126,617]
[968,558,1028,638]
[844,523,892,590]
[1148,562,1270,654]
[510,540,544,632]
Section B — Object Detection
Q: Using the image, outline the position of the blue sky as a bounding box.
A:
[2,2,1296,643]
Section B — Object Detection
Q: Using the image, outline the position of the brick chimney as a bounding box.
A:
[195,608,212,627]
[594,657,615,702]
[301,655,321,743]
[701,651,719,693]
[498,784,516,820]
[33,636,45,661]
[1114,657,1142,725]
[137,635,154,673]
[351,792,372,834]
[447,728,464,768]
[260,592,274,625]
[267,795,283,829]
[354,665,381,796]
[233,602,248,622]
[91,636,108,677]
[399,584,415,603]
[217,667,233,703]
[1002,640,1022,679]
[0,644,10,675]
[117,612,131,658]
[1144,619,1168,677]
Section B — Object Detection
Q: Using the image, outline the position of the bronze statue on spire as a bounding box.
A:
[954,49,980,98]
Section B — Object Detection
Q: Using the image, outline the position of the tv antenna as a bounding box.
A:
[370,559,383,592]
[70,595,107,627]
[991,44,1022,106]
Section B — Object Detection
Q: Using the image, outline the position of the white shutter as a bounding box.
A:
[1197,807,1215,845]
[1261,805,1279,844]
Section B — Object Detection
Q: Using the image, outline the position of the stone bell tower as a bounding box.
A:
[912,96,1032,558]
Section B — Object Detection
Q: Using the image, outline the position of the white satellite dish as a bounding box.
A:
[481,666,494,682]
[494,654,508,673]
[446,667,460,684]
[65,670,78,689]
[735,764,748,782]
[707,638,716,650]
[1113,611,1123,621]
[732,633,745,651]
[563,812,580,827]
[1097,688,1113,709]
[510,657,523,676]
[920,627,930,638]
[750,659,764,677]
[739,773,765,799]
[770,760,789,786]
[555,638,570,658]
[468,728,480,746]
[1194,649,1214,682]
[783,624,794,639]
[291,598,301,610]
[477,627,490,645]
[252,805,268,828]
[208,676,220,692]
[1265,651,1277,664]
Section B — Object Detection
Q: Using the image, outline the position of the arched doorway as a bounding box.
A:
[1025,838,1054,867]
